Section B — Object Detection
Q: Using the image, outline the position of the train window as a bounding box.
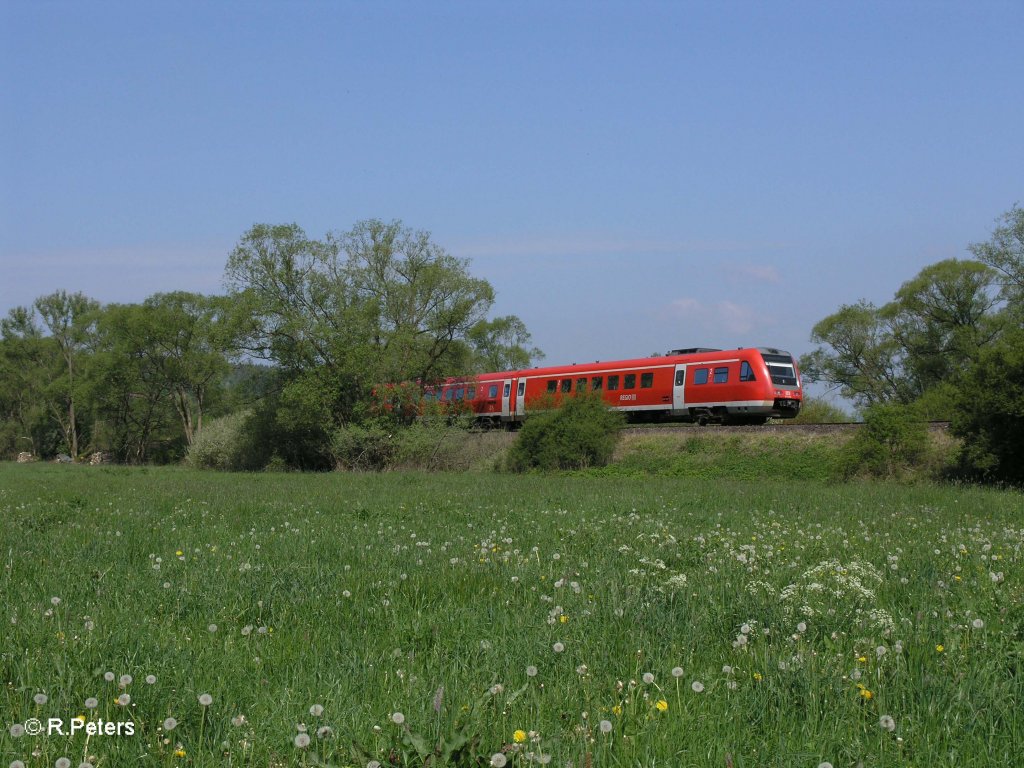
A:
[694,369,709,385]
[561,379,572,393]
[577,378,588,392]
[740,361,756,382]
[674,369,685,386]
[640,372,654,388]
[455,387,465,400]
[607,375,619,391]
[713,367,729,384]
[445,388,455,401]
[517,381,525,396]
[624,373,636,389]
[591,376,603,390]
[467,386,476,400]
[489,384,499,398]
[546,380,557,393]
[503,383,511,397]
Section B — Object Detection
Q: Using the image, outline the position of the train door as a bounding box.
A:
[500,379,513,421]
[672,365,686,413]
[515,378,526,419]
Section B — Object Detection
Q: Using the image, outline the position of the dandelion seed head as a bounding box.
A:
[84,698,98,709]
[9,723,26,737]
[55,758,71,768]
[208,624,218,633]
[198,693,213,706]
[34,693,48,705]
[163,718,177,731]
[642,672,654,684]
[117,694,130,706]
[552,642,565,653]
[294,733,311,748]
[599,719,613,733]
[691,681,705,693]
[309,704,324,717]
[879,715,896,732]
[526,665,538,678]
[672,666,684,678]
[391,712,405,725]
[972,618,985,629]
[489,754,507,767]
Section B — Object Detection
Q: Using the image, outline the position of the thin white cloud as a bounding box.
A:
[660,297,767,335]
[448,234,796,259]
[730,263,782,284]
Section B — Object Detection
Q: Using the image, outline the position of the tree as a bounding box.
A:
[0,308,53,457]
[140,292,229,446]
[951,328,1024,484]
[969,204,1024,311]
[800,301,908,409]
[343,219,496,385]
[224,220,504,428]
[33,291,100,458]
[467,315,544,372]
[882,258,1002,392]
[802,260,1005,411]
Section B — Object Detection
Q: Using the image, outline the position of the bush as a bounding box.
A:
[839,403,929,479]
[506,392,624,472]
[790,396,852,424]
[186,411,263,471]
[951,330,1024,485]
[332,421,397,471]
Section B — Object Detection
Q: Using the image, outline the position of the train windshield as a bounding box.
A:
[761,353,799,387]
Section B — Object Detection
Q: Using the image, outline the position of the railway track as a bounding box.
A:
[621,421,951,436]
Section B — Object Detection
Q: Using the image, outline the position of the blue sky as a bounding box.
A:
[3,1,1021,397]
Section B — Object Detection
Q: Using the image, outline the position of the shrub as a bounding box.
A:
[331,421,397,471]
[506,392,624,472]
[790,396,852,424]
[186,411,263,471]
[839,403,929,479]
[951,330,1024,485]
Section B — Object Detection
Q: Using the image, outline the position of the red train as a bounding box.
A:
[424,346,802,426]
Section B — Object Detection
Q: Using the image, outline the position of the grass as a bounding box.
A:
[1,464,1021,767]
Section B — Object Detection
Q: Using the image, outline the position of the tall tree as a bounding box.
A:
[881,258,1002,391]
[969,204,1024,314]
[33,291,99,457]
[141,292,229,446]
[467,315,544,372]
[800,300,909,408]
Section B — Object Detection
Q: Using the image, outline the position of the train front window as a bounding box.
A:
[740,361,756,382]
[761,353,799,386]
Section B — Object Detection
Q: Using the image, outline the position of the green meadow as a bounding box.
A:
[1,464,1021,767]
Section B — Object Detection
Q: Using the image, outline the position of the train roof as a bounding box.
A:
[434,346,795,385]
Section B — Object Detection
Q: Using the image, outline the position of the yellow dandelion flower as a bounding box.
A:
[174,749,186,758]
[860,688,873,700]
[655,699,668,712]
[753,672,763,681]
[175,550,183,556]
[612,704,622,716]
[559,615,569,624]
[936,644,944,653]
[857,656,867,663]
[513,730,527,743]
